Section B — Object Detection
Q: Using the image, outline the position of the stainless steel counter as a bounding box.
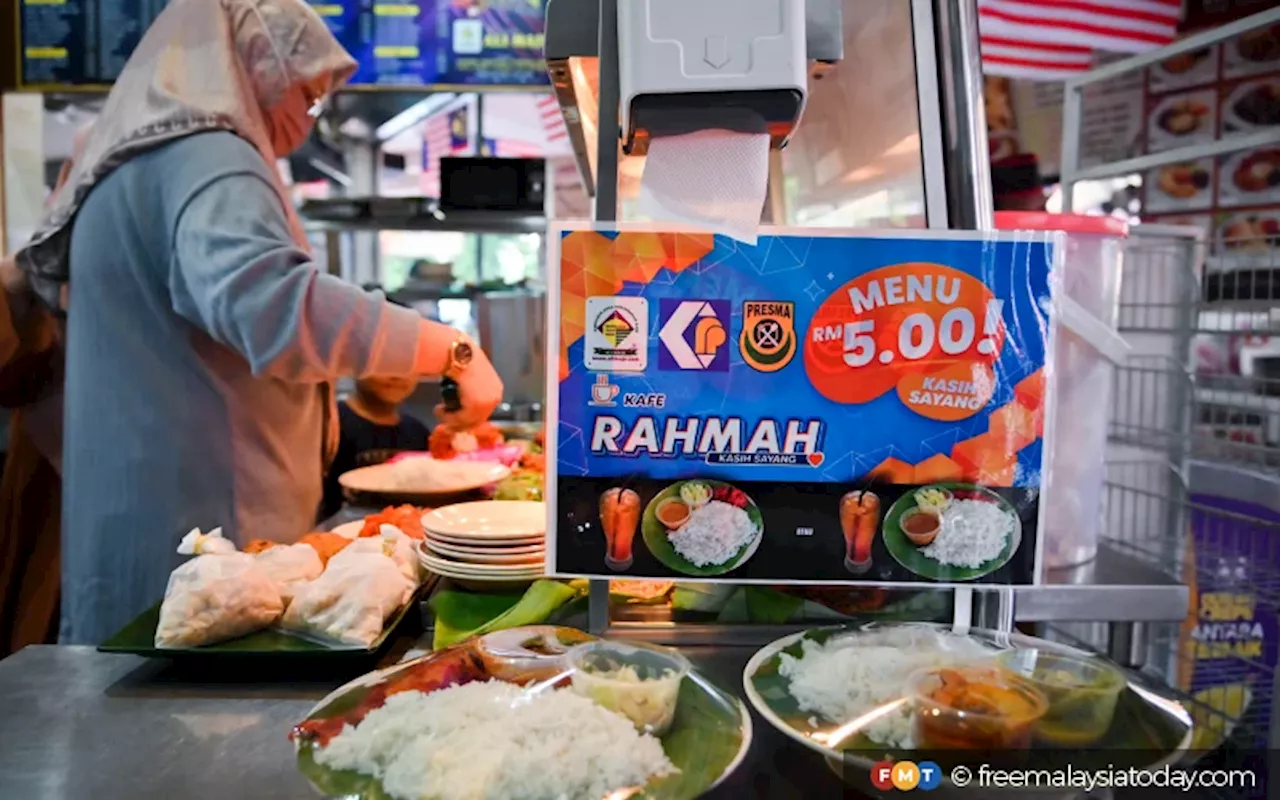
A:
[0,647,341,799]
[0,645,857,800]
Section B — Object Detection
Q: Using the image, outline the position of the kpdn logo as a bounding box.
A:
[584,296,648,372]
[740,301,796,372]
[658,299,730,371]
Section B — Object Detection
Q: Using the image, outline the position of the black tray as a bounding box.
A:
[98,589,422,662]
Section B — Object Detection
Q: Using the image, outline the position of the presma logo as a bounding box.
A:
[740,301,796,372]
[658,299,730,371]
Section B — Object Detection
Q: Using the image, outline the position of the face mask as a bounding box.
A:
[267,89,316,155]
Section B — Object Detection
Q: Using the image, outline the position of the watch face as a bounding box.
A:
[454,341,474,367]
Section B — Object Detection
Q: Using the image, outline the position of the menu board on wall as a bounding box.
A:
[19,0,167,87]
[19,0,548,89]
[312,0,549,88]
[1141,25,1280,273]
[547,226,1057,587]
[435,0,547,86]
[992,52,1146,178]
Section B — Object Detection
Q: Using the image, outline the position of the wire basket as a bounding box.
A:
[1059,224,1280,787]
[1044,219,1280,800]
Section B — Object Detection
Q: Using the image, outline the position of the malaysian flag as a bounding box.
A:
[489,140,547,158]
[979,0,1181,79]
[538,93,568,144]
[552,158,590,219]
[422,94,571,194]
[422,111,470,198]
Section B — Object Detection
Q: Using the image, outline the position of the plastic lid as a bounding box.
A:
[994,212,1129,238]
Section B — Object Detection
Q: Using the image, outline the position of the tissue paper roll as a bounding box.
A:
[637,129,771,244]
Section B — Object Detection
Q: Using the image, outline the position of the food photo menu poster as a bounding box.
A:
[545,227,1060,587]
[1141,25,1280,270]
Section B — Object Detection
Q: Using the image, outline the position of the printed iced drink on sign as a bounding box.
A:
[840,491,879,574]
[600,488,641,570]
[548,227,1057,585]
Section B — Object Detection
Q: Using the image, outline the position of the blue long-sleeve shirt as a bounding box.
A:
[61,131,422,644]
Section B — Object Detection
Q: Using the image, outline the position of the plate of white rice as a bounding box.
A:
[641,480,764,577]
[745,624,997,753]
[339,458,512,499]
[293,626,752,800]
[882,483,1023,581]
[743,623,1195,797]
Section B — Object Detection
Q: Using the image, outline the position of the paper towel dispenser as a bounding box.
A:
[618,0,806,156]
[545,0,842,193]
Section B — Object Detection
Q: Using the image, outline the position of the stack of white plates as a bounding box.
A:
[419,501,546,586]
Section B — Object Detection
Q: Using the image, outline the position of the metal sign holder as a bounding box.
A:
[553,0,1185,648]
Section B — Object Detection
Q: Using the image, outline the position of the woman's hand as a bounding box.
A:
[412,320,504,429]
[435,341,504,429]
[0,256,40,355]
[0,256,22,290]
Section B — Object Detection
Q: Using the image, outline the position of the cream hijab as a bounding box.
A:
[15,0,357,311]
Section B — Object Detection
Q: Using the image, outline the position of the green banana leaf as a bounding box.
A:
[721,587,950,625]
[736,587,804,624]
[670,583,737,613]
[429,580,584,649]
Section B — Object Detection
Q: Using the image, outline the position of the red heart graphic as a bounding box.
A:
[807,452,825,467]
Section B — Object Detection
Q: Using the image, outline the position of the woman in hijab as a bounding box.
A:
[12,0,503,645]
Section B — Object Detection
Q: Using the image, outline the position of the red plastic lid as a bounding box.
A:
[994,212,1129,238]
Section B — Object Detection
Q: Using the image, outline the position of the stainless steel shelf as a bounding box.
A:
[1016,541,1188,623]
[305,212,546,235]
[1196,387,1280,443]
[301,200,545,235]
[590,543,1190,648]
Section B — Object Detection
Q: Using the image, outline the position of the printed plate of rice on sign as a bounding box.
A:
[881,483,1022,581]
[641,480,764,577]
[743,623,1193,798]
[291,626,751,800]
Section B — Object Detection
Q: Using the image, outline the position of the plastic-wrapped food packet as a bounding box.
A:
[253,543,324,605]
[331,525,420,583]
[154,552,284,647]
[176,526,237,555]
[281,552,414,647]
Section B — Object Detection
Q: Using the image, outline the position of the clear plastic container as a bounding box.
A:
[909,664,1048,750]
[997,648,1125,747]
[567,640,691,736]
[995,213,1128,569]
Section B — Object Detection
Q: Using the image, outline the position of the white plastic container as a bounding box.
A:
[995,213,1128,569]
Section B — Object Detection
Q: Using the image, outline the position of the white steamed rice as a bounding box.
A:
[777,627,993,748]
[314,681,676,800]
[384,458,462,491]
[920,499,1015,569]
[667,500,758,567]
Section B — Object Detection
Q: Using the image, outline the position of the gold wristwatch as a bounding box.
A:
[445,337,474,378]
